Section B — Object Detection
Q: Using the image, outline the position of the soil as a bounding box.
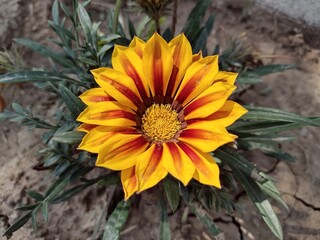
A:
[1,0,320,240]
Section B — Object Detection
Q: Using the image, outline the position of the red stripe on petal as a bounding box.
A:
[184,95,212,116]
[99,74,142,108]
[90,110,136,121]
[178,142,209,178]
[179,129,209,139]
[166,142,183,174]
[88,95,114,103]
[108,136,147,159]
[142,144,163,180]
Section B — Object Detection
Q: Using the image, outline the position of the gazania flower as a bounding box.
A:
[77,33,247,199]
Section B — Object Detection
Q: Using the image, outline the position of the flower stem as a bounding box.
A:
[112,0,123,34]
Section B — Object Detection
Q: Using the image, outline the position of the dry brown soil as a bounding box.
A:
[1,0,320,239]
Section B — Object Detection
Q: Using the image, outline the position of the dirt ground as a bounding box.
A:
[1,0,320,239]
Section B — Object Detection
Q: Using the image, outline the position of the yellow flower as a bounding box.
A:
[77,33,247,199]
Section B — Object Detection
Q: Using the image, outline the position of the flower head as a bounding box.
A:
[77,33,247,199]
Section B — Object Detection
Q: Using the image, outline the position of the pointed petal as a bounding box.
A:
[79,88,114,105]
[143,33,173,96]
[175,55,219,106]
[163,142,195,185]
[192,51,203,62]
[77,123,98,133]
[112,45,149,100]
[121,167,138,200]
[77,102,136,127]
[184,82,236,120]
[204,100,248,127]
[97,134,149,170]
[166,34,193,97]
[129,36,146,58]
[178,142,220,188]
[214,71,238,85]
[78,126,137,153]
[91,68,143,110]
[136,144,168,192]
[179,120,236,152]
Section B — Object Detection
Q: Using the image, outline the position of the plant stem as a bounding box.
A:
[172,0,178,35]
[112,0,123,34]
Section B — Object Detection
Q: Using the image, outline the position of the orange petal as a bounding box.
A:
[179,123,236,152]
[136,144,168,192]
[175,55,219,106]
[143,33,173,96]
[112,45,149,100]
[163,142,195,186]
[192,51,203,62]
[121,167,138,200]
[129,36,146,58]
[166,34,193,97]
[183,82,236,120]
[79,88,114,106]
[97,134,149,170]
[204,100,248,127]
[78,126,137,153]
[77,123,98,133]
[178,142,221,188]
[91,68,143,110]
[77,102,136,127]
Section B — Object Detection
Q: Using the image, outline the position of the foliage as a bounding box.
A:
[1,0,319,239]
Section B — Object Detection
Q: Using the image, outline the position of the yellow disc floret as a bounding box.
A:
[142,104,181,142]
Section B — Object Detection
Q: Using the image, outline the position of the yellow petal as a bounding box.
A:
[163,142,195,186]
[178,142,220,188]
[97,134,148,170]
[214,71,238,85]
[91,68,142,110]
[166,34,192,97]
[184,82,236,120]
[129,36,146,58]
[77,102,136,127]
[204,100,248,127]
[77,123,98,133]
[112,45,149,99]
[121,167,138,200]
[192,51,203,62]
[79,88,114,105]
[136,144,168,192]
[175,55,219,106]
[179,121,236,152]
[143,33,173,96]
[78,126,137,153]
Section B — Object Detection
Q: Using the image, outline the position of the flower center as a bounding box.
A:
[141,104,181,142]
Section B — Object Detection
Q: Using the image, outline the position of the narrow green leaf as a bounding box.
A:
[163,177,180,212]
[26,190,45,201]
[159,197,170,240]
[42,201,49,223]
[205,14,215,36]
[128,18,136,39]
[229,121,301,134]
[14,38,74,67]
[52,184,90,203]
[231,167,283,240]
[243,106,320,127]
[16,203,39,211]
[239,134,295,143]
[2,212,32,236]
[31,205,41,231]
[60,2,72,18]
[0,71,82,85]
[103,200,131,240]
[77,3,93,45]
[192,28,208,55]
[252,64,295,76]
[237,72,262,85]
[54,161,71,176]
[59,85,86,118]
[52,0,60,24]
[52,131,84,144]
[45,177,70,200]
[182,0,209,42]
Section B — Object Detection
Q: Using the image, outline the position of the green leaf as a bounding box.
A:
[59,85,86,118]
[97,173,121,186]
[45,177,70,200]
[243,106,320,127]
[14,38,74,67]
[231,167,283,240]
[159,197,170,240]
[163,177,180,212]
[2,212,32,236]
[182,0,209,42]
[237,72,263,85]
[52,183,90,203]
[52,131,85,144]
[103,200,131,240]
[16,203,39,211]
[0,71,82,85]
[205,14,215,36]
[252,64,295,76]
[42,201,49,223]
[77,3,93,45]
[31,205,41,231]
[128,18,136,39]
[239,134,295,143]
[52,0,60,24]
[192,27,208,55]
[26,190,45,201]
